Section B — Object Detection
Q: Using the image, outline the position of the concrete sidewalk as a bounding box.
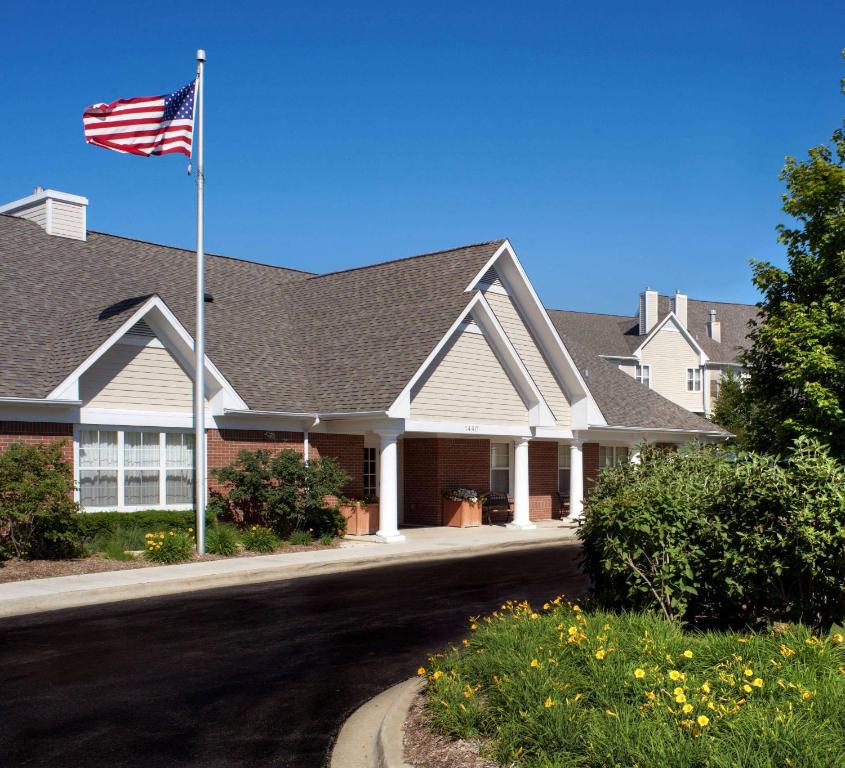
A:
[0,521,578,619]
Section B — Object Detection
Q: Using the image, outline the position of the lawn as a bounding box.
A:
[420,599,845,768]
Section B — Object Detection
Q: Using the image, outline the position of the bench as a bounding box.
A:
[483,493,513,525]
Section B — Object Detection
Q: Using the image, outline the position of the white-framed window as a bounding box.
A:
[363,447,377,498]
[635,364,651,388]
[599,446,629,468]
[78,428,194,511]
[687,367,702,392]
[490,442,511,494]
[558,443,571,495]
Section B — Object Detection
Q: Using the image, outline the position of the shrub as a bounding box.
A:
[0,441,82,560]
[289,530,313,546]
[144,529,194,563]
[579,438,845,628]
[205,524,240,557]
[421,601,845,768]
[76,509,214,540]
[307,506,347,539]
[319,532,335,546]
[211,448,349,536]
[241,525,279,553]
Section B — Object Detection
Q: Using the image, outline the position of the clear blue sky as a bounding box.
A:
[2,1,841,314]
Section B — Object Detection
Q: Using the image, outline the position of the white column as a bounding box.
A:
[568,441,584,520]
[376,430,405,543]
[507,437,535,529]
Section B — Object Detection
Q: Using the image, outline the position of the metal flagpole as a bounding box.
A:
[194,49,207,554]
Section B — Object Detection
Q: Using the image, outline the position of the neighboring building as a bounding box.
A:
[0,189,728,541]
[550,289,756,417]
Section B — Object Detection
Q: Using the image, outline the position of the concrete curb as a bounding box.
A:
[0,537,579,619]
[331,677,423,768]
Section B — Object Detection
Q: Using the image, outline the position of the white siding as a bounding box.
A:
[484,291,571,427]
[639,321,703,411]
[14,203,47,229]
[81,341,199,412]
[50,200,86,240]
[410,328,528,423]
[618,361,638,378]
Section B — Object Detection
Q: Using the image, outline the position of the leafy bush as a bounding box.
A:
[76,509,213,539]
[211,448,349,536]
[241,525,279,553]
[87,526,146,560]
[307,506,347,539]
[144,530,194,563]
[422,600,845,768]
[205,524,240,556]
[579,438,845,628]
[289,530,313,546]
[0,441,82,560]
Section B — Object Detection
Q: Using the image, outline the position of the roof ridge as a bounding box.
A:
[304,238,506,281]
[659,293,757,308]
[86,230,316,276]
[548,307,635,320]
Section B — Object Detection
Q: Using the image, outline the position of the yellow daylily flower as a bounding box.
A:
[697,715,710,727]
[700,682,711,694]
[417,667,426,676]
[595,649,606,660]
[530,658,540,669]
[668,670,682,681]
[634,668,646,679]
[544,696,555,708]
[683,650,693,659]
[752,678,763,688]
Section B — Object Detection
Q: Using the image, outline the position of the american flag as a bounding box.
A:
[82,80,196,157]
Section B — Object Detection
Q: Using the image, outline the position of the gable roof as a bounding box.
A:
[0,213,501,413]
[548,310,727,434]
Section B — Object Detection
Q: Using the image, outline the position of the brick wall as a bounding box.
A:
[207,429,363,497]
[402,437,491,526]
[528,440,559,520]
[0,421,74,467]
[583,442,600,498]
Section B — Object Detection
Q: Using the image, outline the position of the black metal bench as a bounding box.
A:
[483,493,513,525]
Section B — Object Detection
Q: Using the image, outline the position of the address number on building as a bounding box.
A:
[464,424,480,433]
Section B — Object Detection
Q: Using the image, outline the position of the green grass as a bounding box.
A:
[289,530,313,546]
[420,600,845,767]
[86,526,146,560]
[205,524,240,556]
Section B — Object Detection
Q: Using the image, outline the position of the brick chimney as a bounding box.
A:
[707,308,721,343]
[0,188,88,241]
[639,288,658,335]
[672,290,688,328]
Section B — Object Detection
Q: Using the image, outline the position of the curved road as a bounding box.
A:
[0,543,586,767]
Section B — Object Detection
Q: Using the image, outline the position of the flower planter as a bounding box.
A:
[442,499,482,528]
[339,502,380,535]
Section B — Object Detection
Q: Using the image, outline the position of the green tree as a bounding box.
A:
[710,368,750,447]
[743,76,845,457]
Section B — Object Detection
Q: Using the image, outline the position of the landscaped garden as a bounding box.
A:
[0,441,350,583]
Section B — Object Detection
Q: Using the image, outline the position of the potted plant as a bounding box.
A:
[441,488,483,528]
[337,496,380,535]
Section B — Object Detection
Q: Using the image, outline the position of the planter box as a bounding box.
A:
[442,499,482,528]
[339,502,380,535]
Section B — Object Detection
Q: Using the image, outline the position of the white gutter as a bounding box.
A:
[0,397,82,406]
[588,424,730,438]
[222,408,388,421]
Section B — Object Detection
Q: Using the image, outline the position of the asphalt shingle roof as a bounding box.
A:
[0,214,726,433]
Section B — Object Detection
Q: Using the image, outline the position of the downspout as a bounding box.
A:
[304,417,320,464]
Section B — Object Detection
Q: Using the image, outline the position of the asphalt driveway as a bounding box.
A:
[0,542,586,767]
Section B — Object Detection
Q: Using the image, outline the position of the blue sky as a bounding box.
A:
[1,1,841,313]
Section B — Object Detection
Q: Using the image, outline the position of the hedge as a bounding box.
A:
[77,509,215,539]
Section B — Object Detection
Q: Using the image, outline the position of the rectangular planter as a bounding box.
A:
[339,502,380,535]
[442,499,482,528]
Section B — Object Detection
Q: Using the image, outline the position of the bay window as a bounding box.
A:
[79,428,194,510]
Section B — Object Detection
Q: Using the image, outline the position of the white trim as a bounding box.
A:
[0,189,88,214]
[633,311,709,365]
[47,295,248,413]
[79,408,216,429]
[403,418,531,438]
[588,424,729,438]
[0,396,81,407]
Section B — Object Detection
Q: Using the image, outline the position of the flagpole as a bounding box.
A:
[194,48,207,555]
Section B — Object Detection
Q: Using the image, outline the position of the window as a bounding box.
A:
[79,429,118,507]
[687,367,702,392]
[635,364,651,388]
[78,429,194,510]
[363,447,377,497]
[490,443,510,494]
[599,446,629,468]
[558,444,571,495]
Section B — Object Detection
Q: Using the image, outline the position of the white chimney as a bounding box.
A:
[0,188,88,241]
[707,308,721,343]
[673,290,688,328]
[639,288,658,335]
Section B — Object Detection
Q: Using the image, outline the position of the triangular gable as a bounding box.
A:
[390,292,556,427]
[48,295,247,413]
[463,240,605,428]
[633,312,708,363]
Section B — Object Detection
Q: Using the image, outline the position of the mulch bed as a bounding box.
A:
[0,542,337,584]
[404,690,497,768]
